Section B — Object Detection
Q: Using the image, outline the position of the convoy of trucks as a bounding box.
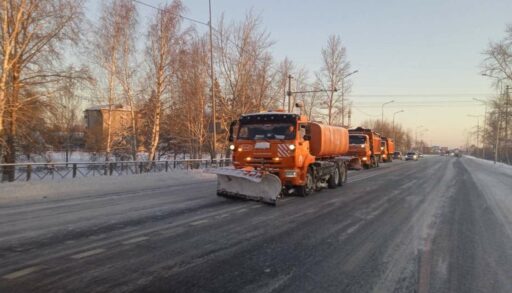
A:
[208,111,406,205]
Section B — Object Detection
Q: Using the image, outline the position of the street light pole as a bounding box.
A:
[381,100,394,133]
[467,114,482,150]
[415,125,424,150]
[340,70,359,126]
[392,110,404,140]
[208,0,217,161]
[473,98,487,159]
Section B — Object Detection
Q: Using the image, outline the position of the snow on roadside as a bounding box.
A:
[462,155,512,238]
[0,169,216,205]
[464,155,512,176]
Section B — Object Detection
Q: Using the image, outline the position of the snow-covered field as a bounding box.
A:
[0,169,216,205]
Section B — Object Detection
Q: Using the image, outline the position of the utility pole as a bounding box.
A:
[473,98,488,159]
[287,74,293,112]
[392,110,404,140]
[208,0,216,161]
[381,100,394,133]
[495,110,500,164]
[506,85,510,164]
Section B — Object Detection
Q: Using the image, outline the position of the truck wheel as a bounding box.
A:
[327,165,340,188]
[339,163,347,186]
[297,167,314,197]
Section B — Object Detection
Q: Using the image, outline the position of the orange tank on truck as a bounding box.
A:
[348,127,382,169]
[210,111,351,205]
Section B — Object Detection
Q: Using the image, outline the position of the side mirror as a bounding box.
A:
[228,120,237,142]
[303,134,311,141]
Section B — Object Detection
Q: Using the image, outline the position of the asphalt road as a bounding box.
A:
[1,156,512,292]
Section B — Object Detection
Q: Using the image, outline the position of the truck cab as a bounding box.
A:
[229,112,314,188]
[380,140,388,162]
[348,134,372,169]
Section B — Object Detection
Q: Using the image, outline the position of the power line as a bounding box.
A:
[131,0,210,26]
[131,0,318,88]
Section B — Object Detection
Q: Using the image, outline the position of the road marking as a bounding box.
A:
[71,248,106,259]
[122,236,149,245]
[236,208,248,213]
[190,219,209,226]
[250,205,262,209]
[3,266,43,280]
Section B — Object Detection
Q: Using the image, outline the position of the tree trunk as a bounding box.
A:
[148,102,161,161]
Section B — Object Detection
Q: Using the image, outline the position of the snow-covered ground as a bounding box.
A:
[462,155,512,238]
[464,155,512,176]
[0,169,216,205]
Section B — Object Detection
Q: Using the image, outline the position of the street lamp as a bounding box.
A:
[392,110,404,140]
[473,98,487,159]
[418,128,429,154]
[467,114,484,153]
[340,70,359,126]
[415,125,425,150]
[381,100,394,133]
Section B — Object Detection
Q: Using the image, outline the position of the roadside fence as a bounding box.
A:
[0,159,231,183]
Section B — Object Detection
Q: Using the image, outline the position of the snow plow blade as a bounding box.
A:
[205,168,282,205]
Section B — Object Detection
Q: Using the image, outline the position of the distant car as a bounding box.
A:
[405,152,418,161]
[393,151,403,160]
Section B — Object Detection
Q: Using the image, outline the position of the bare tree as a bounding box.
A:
[482,24,512,163]
[317,35,351,125]
[143,0,186,161]
[91,0,136,161]
[114,1,138,160]
[0,0,84,181]
[214,11,276,153]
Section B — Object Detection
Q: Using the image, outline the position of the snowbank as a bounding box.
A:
[464,155,512,176]
[0,169,216,205]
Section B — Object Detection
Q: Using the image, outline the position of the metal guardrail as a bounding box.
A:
[0,159,231,183]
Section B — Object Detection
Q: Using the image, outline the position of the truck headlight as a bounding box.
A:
[284,170,297,177]
[289,144,296,151]
[360,144,365,148]
[229,144,235,150]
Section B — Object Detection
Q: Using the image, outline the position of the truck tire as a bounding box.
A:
[327,165,340,188]
[339,163,347,186]
[297,167,314,197]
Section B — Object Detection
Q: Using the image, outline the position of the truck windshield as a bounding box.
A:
[238,123,296,140]
[349,135,366,145]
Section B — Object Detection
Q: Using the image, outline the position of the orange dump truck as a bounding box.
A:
[208,111,350,205]
[381,137,395,162]
[347,127,382,169]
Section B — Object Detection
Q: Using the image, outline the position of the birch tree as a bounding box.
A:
[317,34,351,125]
[144,0,186,161]
[92,0,136,161]
[0,0,84,181]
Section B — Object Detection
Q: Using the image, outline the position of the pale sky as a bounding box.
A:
[87,0,512,147]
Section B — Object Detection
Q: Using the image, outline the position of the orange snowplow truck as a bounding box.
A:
[347,127,382,169]
[381,137,395,162]
[210,111,351,205]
